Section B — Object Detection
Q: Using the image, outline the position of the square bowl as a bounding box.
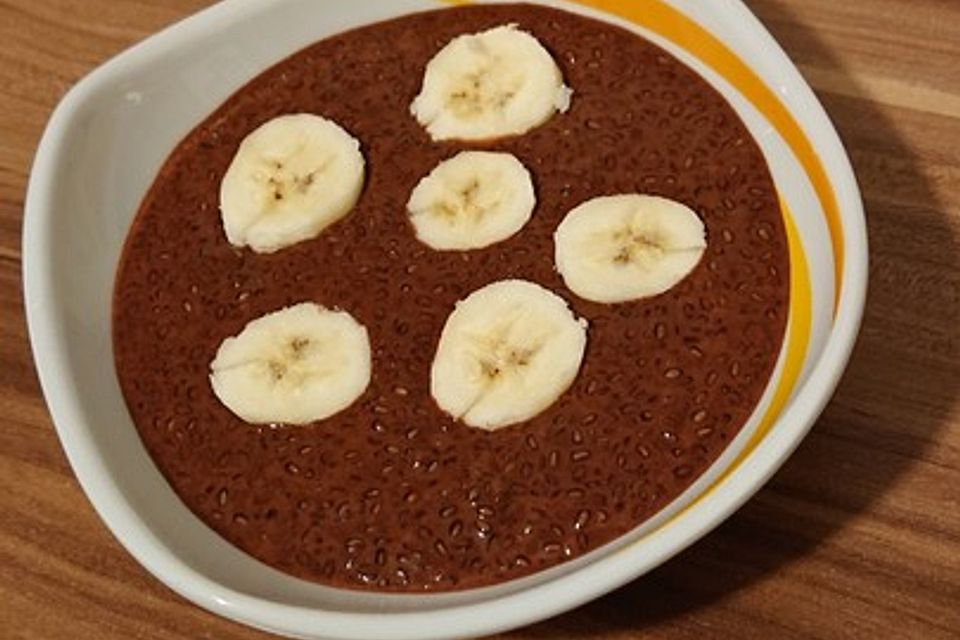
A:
[23,0,867,638]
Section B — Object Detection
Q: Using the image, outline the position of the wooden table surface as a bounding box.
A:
[2,1,958,638]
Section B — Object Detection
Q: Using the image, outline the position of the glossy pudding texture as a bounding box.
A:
[113,4,789,591]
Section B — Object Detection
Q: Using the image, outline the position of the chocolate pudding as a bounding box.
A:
[113,3,789,591]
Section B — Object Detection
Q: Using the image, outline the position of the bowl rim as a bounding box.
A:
[22,0,867,638]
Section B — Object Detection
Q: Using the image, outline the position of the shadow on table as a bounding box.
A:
[511,1,959,636]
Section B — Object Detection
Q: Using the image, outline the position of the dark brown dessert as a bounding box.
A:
[113,3,789,591]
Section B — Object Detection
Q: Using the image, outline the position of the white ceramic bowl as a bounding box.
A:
[23,0,867,638]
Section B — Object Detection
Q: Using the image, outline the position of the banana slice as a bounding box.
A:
[407,151,536,251]
[209,302,371,425]
[431,280,588,430]
[554,194,707,304]
[411,24,572,141]
[219,114,365,254]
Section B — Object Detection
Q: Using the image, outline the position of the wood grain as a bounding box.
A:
[1,1,958,638]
